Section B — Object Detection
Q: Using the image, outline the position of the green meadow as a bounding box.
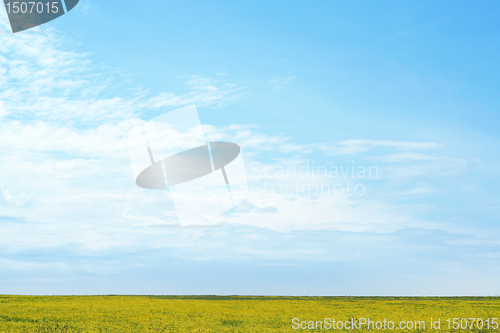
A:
[0,295,498,332]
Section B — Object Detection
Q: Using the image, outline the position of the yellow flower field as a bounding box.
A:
[0,296,498,332]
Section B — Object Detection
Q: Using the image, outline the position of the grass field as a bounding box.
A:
[0,295,499,332]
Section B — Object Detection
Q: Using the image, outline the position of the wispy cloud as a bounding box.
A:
[0,16,247,124]
[0,11,492,268]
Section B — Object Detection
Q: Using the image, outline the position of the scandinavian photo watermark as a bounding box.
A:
[250,161,379,198]
[292,317,499,330]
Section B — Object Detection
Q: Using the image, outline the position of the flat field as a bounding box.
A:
[0,295,499,332]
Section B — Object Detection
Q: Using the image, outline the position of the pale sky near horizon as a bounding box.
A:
[1,0,500,295]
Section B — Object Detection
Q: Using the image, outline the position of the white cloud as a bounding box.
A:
[0,114,463,241]
[378,153,469,178]
[339,140,444,150]
[266,76,296,91]
[0,17,247,124]
[0,11,479,256]
[222,193,411,233]
[1,187,33,206]
[319,140,445,156]
[0,99,7,119]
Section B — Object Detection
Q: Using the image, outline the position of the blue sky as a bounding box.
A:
[1,0,500,295]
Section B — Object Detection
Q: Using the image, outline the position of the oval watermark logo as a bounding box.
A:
[128,105,248,226]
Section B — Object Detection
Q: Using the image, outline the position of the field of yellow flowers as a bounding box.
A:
[0,295,499,332]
